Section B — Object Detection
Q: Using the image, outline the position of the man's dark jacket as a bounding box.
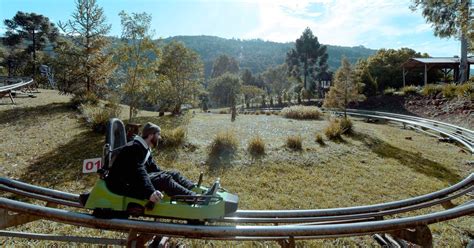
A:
[105,137,162,200]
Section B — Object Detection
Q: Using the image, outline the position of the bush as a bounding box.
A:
[208,131,239,159]
[281,105,322,120]
[324,119,343,140]
[265,111,271,116]
[401,85,418,95]
[421,84,442,97]
[442,83,457,99]
[315,133,325,145]
[71,91,100,108]
[339,117,353,134]
[383,87,396,96]
[286,135,302,151]
[159,126,186,149]
[248,136,265,157]
[80,101,122,133]
[219,110,227,114]
[456,82,474,99]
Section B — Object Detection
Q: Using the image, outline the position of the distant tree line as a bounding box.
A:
[1,0,471,121]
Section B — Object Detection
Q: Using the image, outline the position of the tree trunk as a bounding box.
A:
[173,104,181,115]
[459,33,468,83]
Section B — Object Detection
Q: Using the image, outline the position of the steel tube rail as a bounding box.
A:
[342,109,474,146]
[0,185,82,208]
[0,197,472,238]
[341,112,473,153]
[233,173,473,218]
[0,78,34,92]
[2,173,472,220]
[225,186,474,224]
[0,177,79,202]
[345,109,474,137]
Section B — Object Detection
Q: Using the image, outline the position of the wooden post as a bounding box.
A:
[403,67,406,87]
[424,64,428,86]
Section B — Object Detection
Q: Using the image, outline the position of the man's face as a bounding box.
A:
[150,132,161,148]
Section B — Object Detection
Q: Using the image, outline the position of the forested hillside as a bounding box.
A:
[161,35,376,78]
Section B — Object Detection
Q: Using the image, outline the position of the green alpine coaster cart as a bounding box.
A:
[82,118,239,222]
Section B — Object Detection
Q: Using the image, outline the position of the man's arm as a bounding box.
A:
[145,153,161,173]
[131,147,157,199]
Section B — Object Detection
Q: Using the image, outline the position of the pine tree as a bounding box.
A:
[323,58,365,118]
[58,0,116,95]
[286,28,328,96]
[3,11,58,80]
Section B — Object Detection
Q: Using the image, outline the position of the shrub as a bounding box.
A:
[80,101,122,133]
[383,87,396,96]
[401,85,418,95]
[286,135,302,151]
[281,105,322,120]
[219,110,227,114]
[456,82,474,99]
[208,131,239,159]
[315,133,325,145]
[159,126,186,149]
[442,83,457,99]
[324,119,343,140]
[265,111,271,116]
[248,136,265,157]
[339,117,353,134]
[71,91,100,108]
[421,84,442,96]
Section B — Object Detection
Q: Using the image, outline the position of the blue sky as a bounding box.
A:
[0,0,462,57]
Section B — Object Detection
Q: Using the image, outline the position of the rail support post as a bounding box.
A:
[388,225,433,248]
[278,236,295,248]
[0,202,56,229]
[127,230,154,248]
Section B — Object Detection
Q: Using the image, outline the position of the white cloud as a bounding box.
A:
[243,0,439,48]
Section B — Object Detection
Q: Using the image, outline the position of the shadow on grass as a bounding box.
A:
[207,154,235,173]
[0,102,72,126]
[350,132,461,184]
[19,130,103,188]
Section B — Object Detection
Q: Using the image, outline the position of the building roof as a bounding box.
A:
[402,57,474,68]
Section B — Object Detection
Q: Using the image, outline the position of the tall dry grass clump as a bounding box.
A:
[401,85,418,95]
[456,82,474,99]
[324,118,353,140]
[442,83,457,99]
[208,131,239,159]
[247,136,265,157]
[421,84,442,97]
[324,119,343,140]
[79,101,122,133]
[286,135,303,151]
[315,133,325,145]
[281,105,322,120]
[159,126,187,148]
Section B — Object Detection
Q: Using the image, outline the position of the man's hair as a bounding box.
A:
[142,122,161,138]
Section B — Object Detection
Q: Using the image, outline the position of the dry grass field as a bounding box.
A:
[0,90,472,247]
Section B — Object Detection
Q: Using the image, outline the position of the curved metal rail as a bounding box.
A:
[0,197,472,239]
[0,77,34,92]
[1,173,472,223]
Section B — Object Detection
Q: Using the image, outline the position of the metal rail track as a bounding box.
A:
[0,77,34,92]
[1,109,473,246]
